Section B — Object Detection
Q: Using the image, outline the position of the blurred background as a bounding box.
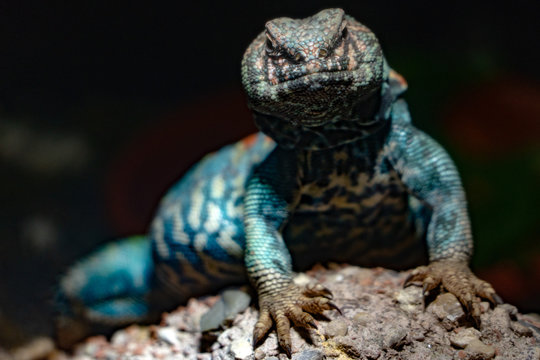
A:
[1,0,538,349]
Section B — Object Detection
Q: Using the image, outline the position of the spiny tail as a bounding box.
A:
[55,236,158,348]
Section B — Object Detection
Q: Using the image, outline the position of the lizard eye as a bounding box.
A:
[318,48,328,58]
[265,38,279,56]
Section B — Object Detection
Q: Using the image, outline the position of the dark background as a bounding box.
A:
[1,1,539,348]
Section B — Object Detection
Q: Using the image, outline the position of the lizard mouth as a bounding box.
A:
[271,69,355,87]
[260,61,379,93]
[246,64,382,127]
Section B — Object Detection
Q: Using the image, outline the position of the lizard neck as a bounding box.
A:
[294,117,392,183]
[253,78,396,151]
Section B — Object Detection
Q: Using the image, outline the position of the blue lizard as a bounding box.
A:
[56,9,498,355]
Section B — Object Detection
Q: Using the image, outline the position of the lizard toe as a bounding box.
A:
[274,312,292,357]
[303,283,333,299]
[254,282,339,356]
[289,307,318,329]
[471,277,500,305]
[409,260,501,326]
[253,308,273,346]
[404,265,430,286]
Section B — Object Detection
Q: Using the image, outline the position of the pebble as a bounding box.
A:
[157,327,181,347]
[427,293,465,329]
[383,326,408,348]
[499,304,518,318]
[200,298,226,332]
[332,336,362,358]
[293,273,313,286]
[110,330,129,346]
[479,301,490,313]
[450,328,481,348]
[394,286,422,312]
[352,311,371,327]
[325,318,348,338]
[465,339,495,359]
[293,349,323,360]
[510,321,533,337]
[411,331,425,341]
[254,348,267,360]
[222,289,251,320]
[229,338,253,359]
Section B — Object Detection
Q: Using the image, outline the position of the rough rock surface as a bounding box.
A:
[34,266,540,359]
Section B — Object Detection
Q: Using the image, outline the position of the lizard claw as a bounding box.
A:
[304,283,333,299]
[254,281,339,356]
[407,260,501,325]
[327,301,343,315]
[253,309,272,346]
[281,342,292,358]
[422,282,431,296]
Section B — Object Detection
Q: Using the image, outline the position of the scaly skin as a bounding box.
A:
[56,8,498,356]
[242,8,498,355]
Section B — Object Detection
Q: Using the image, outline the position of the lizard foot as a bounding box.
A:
[405,259,502,324]
[253,282,340,357]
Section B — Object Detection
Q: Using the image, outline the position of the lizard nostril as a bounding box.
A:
[266,39,274,51]
[294,53,302,62]
[318,48,328,58]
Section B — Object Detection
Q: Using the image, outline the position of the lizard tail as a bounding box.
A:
[54,236,157,348]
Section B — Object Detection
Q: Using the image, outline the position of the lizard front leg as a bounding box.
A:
[244,149,339,356]
[387,106,500,321]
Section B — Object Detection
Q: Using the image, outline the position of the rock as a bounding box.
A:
[519,313,540,334]
[200,289,251,333]
[427,293,466,330]
[254,348,267,360]
[499,303,519,319]
[200,296,227,332]
[524,313,540,323]
[293,273,313,286]
[383,326,408,348]
[292,349,323,360]
[352,311,371,327]
[479,302,490,313]
[324,318,348,338]
[156,327,181,346]
[511,321,533,337]
[229,338,253,359]
[450,328,481,348]
[465,338,495,359]
[330,336,364,358]
[394,286,423,312]
[54,265,540,359]
[222,289,251,320]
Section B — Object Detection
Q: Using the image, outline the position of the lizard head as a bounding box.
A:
[241,8,386,131]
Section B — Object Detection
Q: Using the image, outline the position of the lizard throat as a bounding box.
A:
[252,84,392,151]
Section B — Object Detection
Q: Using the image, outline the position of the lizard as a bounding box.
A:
[55,8,499,355]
